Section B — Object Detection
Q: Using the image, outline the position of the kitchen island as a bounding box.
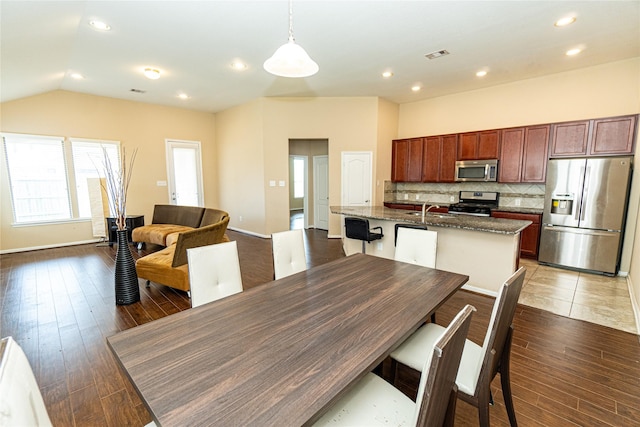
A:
[331,205,531,295]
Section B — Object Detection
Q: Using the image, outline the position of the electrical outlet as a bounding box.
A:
[415,194,420,200]
[403,194,408,200]
[450,195,455,202]
[515,198,521,206]
[376,242,383,251]
[239,215,243,222]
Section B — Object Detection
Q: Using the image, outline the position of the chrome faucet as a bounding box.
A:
[421,203,440,222]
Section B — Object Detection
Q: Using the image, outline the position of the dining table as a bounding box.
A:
[107,253,469,426]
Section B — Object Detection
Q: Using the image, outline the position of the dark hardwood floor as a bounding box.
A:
[1,229,639,426]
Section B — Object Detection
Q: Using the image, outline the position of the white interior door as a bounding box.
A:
[314,155,329,230]
[166,139,204,206]
[341,152,372,206]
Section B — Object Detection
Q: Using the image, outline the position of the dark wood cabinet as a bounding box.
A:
[521,125,550,182]
[458,130,500,160]
[550,115,636,158]
[589,115,637,155]
[491,211,541,259]
[550,120,589,157]
[384,203,415,210]
[498,128,525,182]
[391,138,423,182]
[499,125,549,183]
[422,134,457,182]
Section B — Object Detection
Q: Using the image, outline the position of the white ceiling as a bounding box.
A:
[1,1,639,113]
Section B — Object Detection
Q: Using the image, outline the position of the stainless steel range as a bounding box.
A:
[448,191,499,217]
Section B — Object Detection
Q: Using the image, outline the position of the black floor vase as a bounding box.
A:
[115,229,140,305]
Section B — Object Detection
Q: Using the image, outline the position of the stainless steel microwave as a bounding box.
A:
[455,159,498,182]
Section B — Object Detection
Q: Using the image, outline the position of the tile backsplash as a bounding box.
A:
[385,181,545,210]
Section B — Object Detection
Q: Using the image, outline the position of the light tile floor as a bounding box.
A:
[518,258,638,334]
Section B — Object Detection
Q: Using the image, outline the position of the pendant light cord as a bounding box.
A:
[288,0,295,42]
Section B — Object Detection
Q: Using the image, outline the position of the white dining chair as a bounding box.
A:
[394,227,438,269]
[271,229,307,280]
[187,241,243,308]
[0,336,53,427]
[389,267,526,427]
[313,305,475,427]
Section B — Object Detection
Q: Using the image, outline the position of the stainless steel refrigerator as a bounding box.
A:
[539,156,633,275]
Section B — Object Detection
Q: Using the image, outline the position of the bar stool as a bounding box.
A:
[345,217,383,253]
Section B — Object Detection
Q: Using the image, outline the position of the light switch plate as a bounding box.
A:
[279,180,285,187]
[156,180,167,187]
[269,180,276,187]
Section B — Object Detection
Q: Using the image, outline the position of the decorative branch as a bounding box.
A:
[103,146,138,231]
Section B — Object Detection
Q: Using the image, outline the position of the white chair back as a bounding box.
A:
[187,241,243,308]
[394,228,438,269]
[0,337,53,427]
[271,229,307,280]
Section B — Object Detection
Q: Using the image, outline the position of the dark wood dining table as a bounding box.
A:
[107,253,468,426]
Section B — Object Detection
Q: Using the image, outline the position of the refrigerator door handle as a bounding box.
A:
[581,166,591,221]
[575,165,585,221]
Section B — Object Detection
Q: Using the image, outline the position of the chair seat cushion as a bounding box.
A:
[313,373,414,426]
[132,224,195,246]
[390,323,483,396]
[135,245,190,292]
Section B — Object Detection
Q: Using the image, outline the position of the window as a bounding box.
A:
[293,157,305,198]
[70,140,120,218]
[2,133,121,224]
[3,134,72,223]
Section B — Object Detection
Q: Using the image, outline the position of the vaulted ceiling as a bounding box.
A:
[1,1,638,113]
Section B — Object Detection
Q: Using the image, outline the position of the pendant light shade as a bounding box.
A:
[264,1,318,78]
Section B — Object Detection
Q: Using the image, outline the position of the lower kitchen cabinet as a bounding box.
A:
[491,211,541,259]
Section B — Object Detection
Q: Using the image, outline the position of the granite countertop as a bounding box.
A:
[331,205,532,235]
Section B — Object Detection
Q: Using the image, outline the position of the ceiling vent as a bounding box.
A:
[130,88,146,94]
[425,50,450,60]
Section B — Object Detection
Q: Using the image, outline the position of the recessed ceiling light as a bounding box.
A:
[70,73,84,80]
[144,68,161,79]
[411,85,421,92]
[177,93,190,100]
[89,20,111,31]
[476,70,488,77]
[382,71,393,78]
[231,61,247,71]
[566,48,582,56]
[555,16,576,27]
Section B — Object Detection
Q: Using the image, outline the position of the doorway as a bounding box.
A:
[288,139,329,230]
[165,139,204,206]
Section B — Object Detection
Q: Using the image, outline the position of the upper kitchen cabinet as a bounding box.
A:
[549,120,589,157]
[422,134,457,182]
[499,125,549,183]
[391,138,423,182]
[589,115,637,156]
[550,115,637,157]
[457,130,500,160]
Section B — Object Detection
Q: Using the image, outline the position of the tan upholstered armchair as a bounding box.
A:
[135,216,230,293]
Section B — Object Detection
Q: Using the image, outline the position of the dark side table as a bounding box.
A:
[106,215,145,246]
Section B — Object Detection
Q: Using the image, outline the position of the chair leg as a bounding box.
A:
[500,328,518,426]
[145,280,150,288]
[477,391,491,427]
[361,240,366,253]
[430,312,436,323]
[443,387,458,427]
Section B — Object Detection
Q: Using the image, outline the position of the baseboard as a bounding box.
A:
[227,226,270,239]
[461,283,498,298]
[627,275,640,336]
[0,238,103,254]
[327,234,342,239]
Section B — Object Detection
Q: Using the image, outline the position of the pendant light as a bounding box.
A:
[263,0,318,78]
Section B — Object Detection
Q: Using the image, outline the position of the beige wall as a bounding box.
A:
[0,90,217,251]
[216,97,382,237]
[399,58,640,307]
[375,99,399,205]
